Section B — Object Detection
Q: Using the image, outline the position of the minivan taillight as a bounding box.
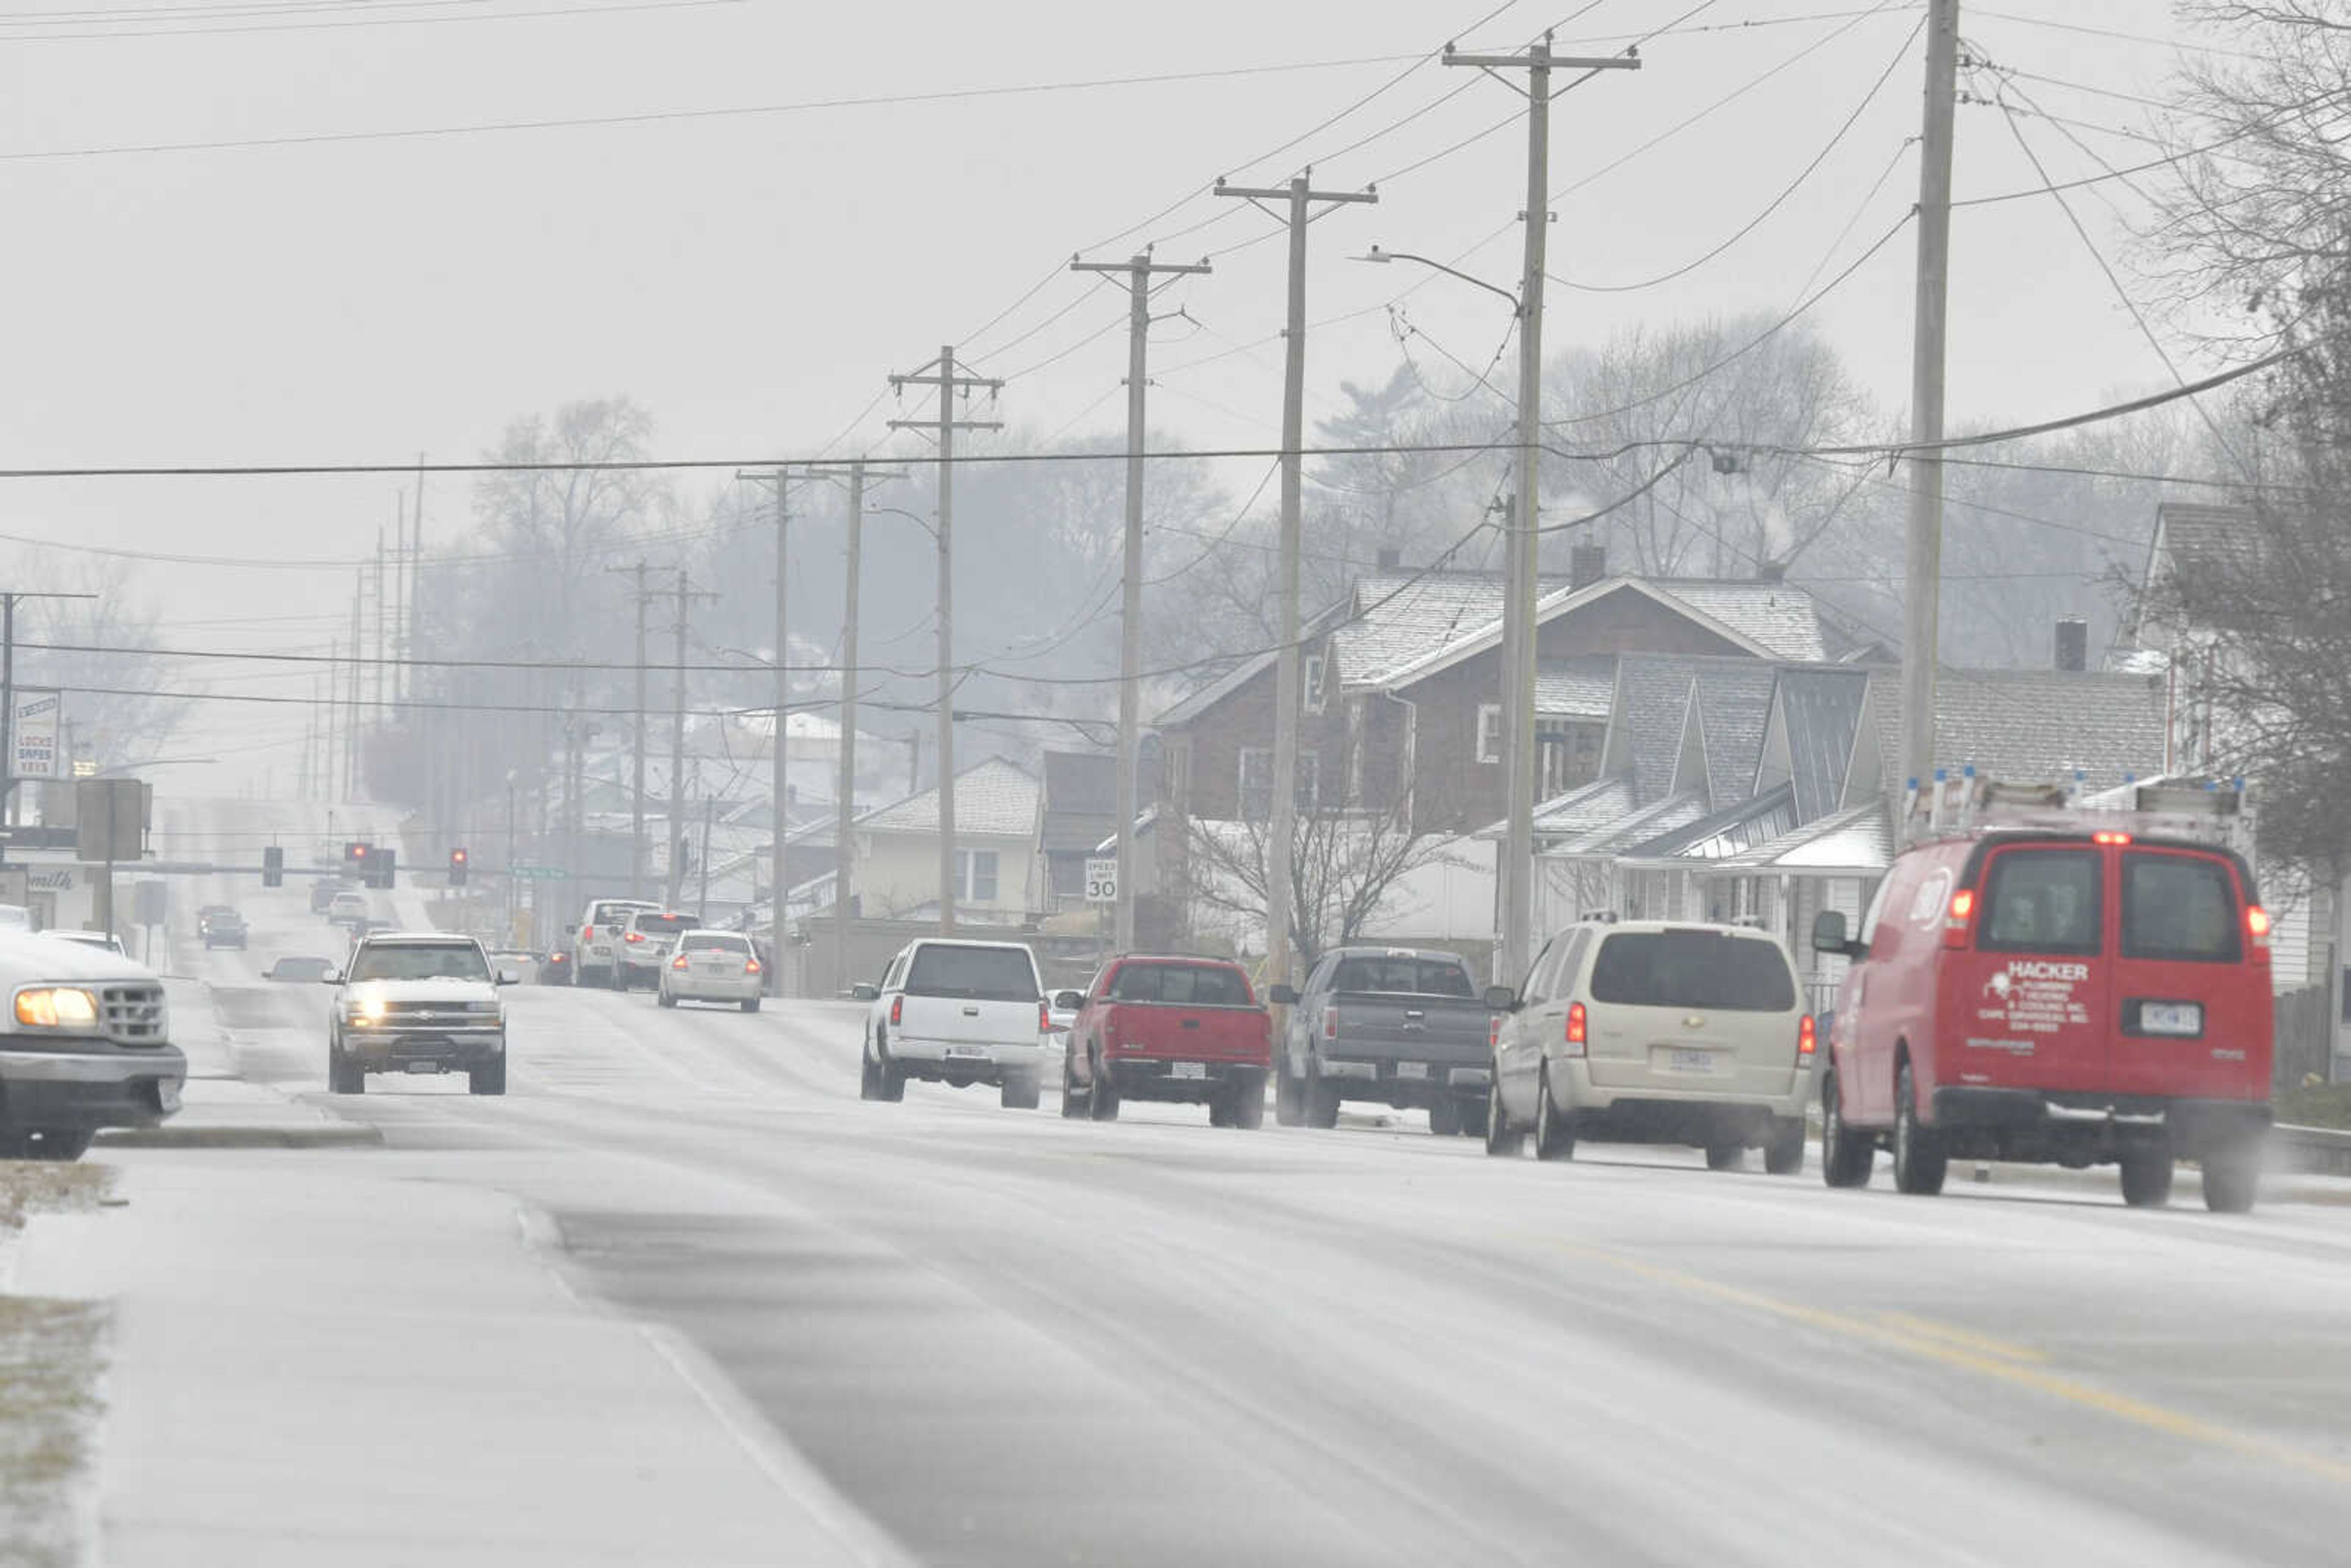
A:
[1798,1014,1817,1059]
[1942,888,1977,950]
[1488,1014,1501,1051]
[890,995,902,1026]
[2247,904,2273,957]
[1565,1000,1587,1056]
[1039,1000,1050,1034]
[1324,1006,1338,1041]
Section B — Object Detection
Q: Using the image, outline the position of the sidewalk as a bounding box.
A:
[95,976,376,1150]
[14,1158,910,1567]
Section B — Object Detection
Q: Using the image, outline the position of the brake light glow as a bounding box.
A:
[2248,904,2273,954]
[1565,1000,1587,1056]
[1943,888,1977,950]
[1324,1005,1338,1041]
[624,931,645,944]
[744,957,762,975]
[1488,1013,1501,1051]
[1039,999,1050,1034]
[671,955,689,970]
[581,925,594,944]
[890,995,902,1026]
[2092,830,2133,846]
[1798,1014,1817,1058]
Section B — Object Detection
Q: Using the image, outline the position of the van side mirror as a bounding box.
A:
[1811,911,1855,958]
[1266,984,1300,1006]
[850,982,880,1002]
[1052,990,1085,1011]
[1483,985,1518,1012]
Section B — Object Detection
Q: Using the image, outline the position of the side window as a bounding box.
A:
[1858,872,1900,952]
[1555,930,1594,996]
[1519,937,1561,1004]
[1979,849,2102,956]
[1302,956,1334,997]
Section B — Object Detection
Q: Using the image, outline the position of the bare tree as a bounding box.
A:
[15,560,184,770]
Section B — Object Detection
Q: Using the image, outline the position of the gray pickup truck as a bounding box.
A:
[1270,946,1494,1136]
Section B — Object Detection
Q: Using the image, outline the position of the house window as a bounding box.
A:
[954,849,999,904]
[1475,703,1502,765]
[1303,653,1327,715]
[1535,719,1605,797]
[1239,749,1320,821]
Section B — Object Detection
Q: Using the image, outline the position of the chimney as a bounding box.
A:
[1755,559,1787,583]
[1375,546,1402,571]
[2055,616,2089,673]
[1569,544,1607,590]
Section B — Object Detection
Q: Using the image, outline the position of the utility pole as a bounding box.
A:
[1446,30,1640,986]
[1215,170,1375,989]
[607,560,653,898]
[888,347,1001,934]
[374,527,389,716]
[1901,0,1960,814]
[1070,249,1213,953]
[0,590,97,865]
[347,572,365,800]
[665,568,719,908]
[737,465,798,995]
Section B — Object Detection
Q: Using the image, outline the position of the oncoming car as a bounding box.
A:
[325,932,516,1095]
[658,929,764,1011]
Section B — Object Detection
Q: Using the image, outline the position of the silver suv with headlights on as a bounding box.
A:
[325,932,516,1095]
[0,933,183,1161]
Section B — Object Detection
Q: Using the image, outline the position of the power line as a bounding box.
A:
[2,0,734,43]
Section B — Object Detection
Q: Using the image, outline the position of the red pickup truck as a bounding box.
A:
[1057,956,1272,1128]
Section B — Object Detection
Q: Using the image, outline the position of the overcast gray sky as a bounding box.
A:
[0,0,2223,792]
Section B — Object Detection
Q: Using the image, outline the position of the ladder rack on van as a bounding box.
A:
[1900,769,2253,853]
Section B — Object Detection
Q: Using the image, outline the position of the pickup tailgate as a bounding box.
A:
[898,995,1038,1048]
[1104,1002,1269,1067]
[1329,994,1491,1067]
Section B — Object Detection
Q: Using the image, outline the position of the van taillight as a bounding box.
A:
[1324,1006,1338,1041]
[2247,904,2273,956]
[1798,1015,1817,1058]
[1565,1000,1587,1056]
[1488,1014,1501,1051]
[890,996,902,1026]
[1942,888,1977,950]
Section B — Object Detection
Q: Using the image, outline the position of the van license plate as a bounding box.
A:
[1396,1062,1429,1080]
[2140,1003,2203,1037]
[1173,1062,1207,1079]
[1669,1049,1714,1074]
[946,1046,989,1059]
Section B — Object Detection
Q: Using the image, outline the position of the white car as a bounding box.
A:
[571,898,660,989]
[658,929,764,1011]
[0,932,183,1160]
[1485,918,1815,1172]
[326,890,370,929]
[617,909,696,991]
[856,938,1047,1110]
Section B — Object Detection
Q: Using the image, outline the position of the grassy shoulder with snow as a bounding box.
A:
[0,1163,113,1568]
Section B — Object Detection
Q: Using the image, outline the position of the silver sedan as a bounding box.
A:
[657,931,765,1013]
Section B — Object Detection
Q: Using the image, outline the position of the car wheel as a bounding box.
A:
[26,1128,92,1162]
[1891,1061,1947,1196]
[1763,1117,1806,1176]
[1704,1141,1744,1172]
[1460,1093,1490,1139]
[469,1059,506,1096]
[1428,1096,1463,1138]
[1303,1064,1340,1130]
[1533,1067,1575,1162]
[1821,1070,1873,1188]
[657,989,678,1008]
[1088,1052,1120,1122]
[1229,1070,1266,1130]
[2119,1144,2175,1209]
[328,1048,364,1095]
[1273,1060,1305,1127]
[1208,1097,1234,1128]
[859,1037,882,1101]
[872,1033,906,1103]
[1060,1052,1090,1119]
[1483,1071,1523,1157]
[2200,1139,2260,1214]
[1000,1074,1041,1112]
[741,998,760,1014]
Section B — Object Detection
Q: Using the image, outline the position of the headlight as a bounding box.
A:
[15,987,100,1031]
[346,994,387,1026]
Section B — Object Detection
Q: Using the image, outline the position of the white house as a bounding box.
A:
[850,756,1040,926]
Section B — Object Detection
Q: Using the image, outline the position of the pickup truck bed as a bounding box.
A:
[1065,956,1271,1129]
[1278,948,1495,1135]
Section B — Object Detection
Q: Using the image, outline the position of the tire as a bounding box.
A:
[1060,1053,1090,1119]
[1704,1141,1744,1172]
[741,998,761,1014]
[1764,1117,1806,1176]
[328,1047,364,1095]
[1461,1093,1490,1139]
[859,1040,881,1101]
[1891,1060,1947,1196]
[1532,1067,1575,1162]
[469,1059,506,1096]
[2120,1146,2175,1209]
[657,989,678,1008]
[1089,1054,1120,1122]
[1000,1074,1041,1111]
[2201,1141,2260,1214]
[1208,1098,1234,1128]
[1229,1070,1266,1130]
[1428,1096,1463,1138]
[1483,1071,1523,1157]
[866,1033,906,1103]
[1303,1064,1340,1130]
[1821,1070,1872,1188]
[1273,1060,1305,1127]
[26,1128,92,1162]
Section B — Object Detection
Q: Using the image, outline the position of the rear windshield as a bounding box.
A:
[2123,852,2241,963]
[1980,848,2102,956]
[592,902,653,924]
[1588,931,1796,1012]
[348,944,489,983]
[1109,964,1253,1006]
[631,913,695,937]
[905,945,1038,1001]
[679,932,748,954]
[1330,957,1475,997]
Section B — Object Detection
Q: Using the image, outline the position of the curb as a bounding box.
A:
[96,1122,384,1151]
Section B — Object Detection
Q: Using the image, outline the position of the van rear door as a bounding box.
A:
[2109,846,2269,1101]
[1581,929,1804,1098]
[1948,842,2110,1093]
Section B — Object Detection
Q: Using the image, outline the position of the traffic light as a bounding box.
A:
[345,841,370,870]
[262,846,284,888]
[373,847,397,890]
[448,847,468,887]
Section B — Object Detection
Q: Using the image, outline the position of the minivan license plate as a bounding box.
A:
[2140,1002,2203,1037]
[1669,1049,1714,1074]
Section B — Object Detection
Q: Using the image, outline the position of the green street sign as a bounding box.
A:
[509,865,571,880]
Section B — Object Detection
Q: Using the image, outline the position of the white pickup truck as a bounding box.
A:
[0,932,184,1160]
[856,938,1048,1111]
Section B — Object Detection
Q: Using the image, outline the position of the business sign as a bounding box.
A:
[12,689,61,780]
[1083,857,1118,904]
[75,778,149,863]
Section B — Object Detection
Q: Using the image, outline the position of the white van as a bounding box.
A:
[855,939,1047,1110]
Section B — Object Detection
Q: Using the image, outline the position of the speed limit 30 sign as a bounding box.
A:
[1083,857,1118,904]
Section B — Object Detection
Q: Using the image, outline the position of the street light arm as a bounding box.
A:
[1357,246,1522,314]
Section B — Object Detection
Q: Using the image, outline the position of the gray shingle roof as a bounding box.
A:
[1651,580,1851,662]
[1611,656,1701,808]
[1328,571,1509,687]
[856,756,1039,838]
[1866,667,2169,795]
[1536,655,1618,719]
[1691,662,1780,807]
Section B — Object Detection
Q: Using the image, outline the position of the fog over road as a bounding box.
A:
[171,861,2351,1568]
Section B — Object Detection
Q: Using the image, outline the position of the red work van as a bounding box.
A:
[1812,814,2273,1212]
